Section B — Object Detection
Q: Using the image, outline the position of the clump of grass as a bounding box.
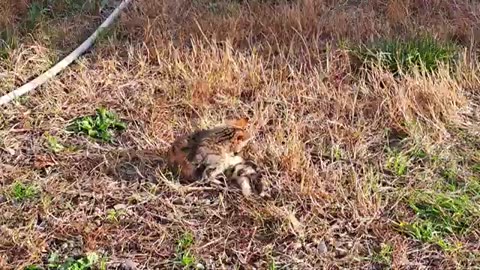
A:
[175,232,198,269]
[441,165,459,189]
[0,29,17,59]
[386,150,410,176]
[25,2,49,30]
[268,257,278,270]
[412,192,475,234]
[24,266,42,270]
[399,189,479,250]
[464,181,480,197]
[410,147,427,160]
[352,35,458,75]
[24,0,100,28]
[399,220,455,251]
[45,133,65,153]
[52,0,106,17]
[62,0,87,13]
[10,182,38,202]
[371,243,393,267]
[472,163,480,174]
[68,107,127,142]
[46,252,106,270]
[106,208,125,223]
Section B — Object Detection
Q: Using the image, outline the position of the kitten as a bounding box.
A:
[226,158,265,197]
[167,118,252,185]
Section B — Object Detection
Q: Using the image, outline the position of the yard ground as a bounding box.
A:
[1,0,480,269]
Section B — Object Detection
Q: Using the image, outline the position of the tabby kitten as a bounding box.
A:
[226,158,265,197]
[167,118,252,185]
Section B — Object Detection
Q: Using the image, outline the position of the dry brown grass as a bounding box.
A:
[1,0,480,269]
[0,0,30,29]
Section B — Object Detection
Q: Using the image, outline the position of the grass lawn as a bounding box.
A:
[1,0,480,269]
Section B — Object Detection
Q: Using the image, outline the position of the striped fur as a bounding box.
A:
[227,159,264,197]
[167,118,251,184]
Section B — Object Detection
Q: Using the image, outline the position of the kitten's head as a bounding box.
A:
[224,117,251,154]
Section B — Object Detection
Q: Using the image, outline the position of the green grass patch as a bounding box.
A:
[438,161,460,191]
[175,232,199,269]
[45,133,65,153]
[18,0,107,35]
[384,141,430,177]
[441,167,458,183]
[10,182,38,202]
[106,208,125,223]
[399,189,479,250]
[50,0,108,17]
[386,150,410,176]
[33,0,103,17]
[268,256,280,270]
[371,243,393,268]
[461,180,480,199]
[68,107,127,142]
[41,252,106,270]
[351,35,458,75]
[24,266,42,270]
[0,29,18,59]
[26,2,49,30]
[472,163,480,174]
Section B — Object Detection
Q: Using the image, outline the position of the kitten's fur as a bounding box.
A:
[226,158,264,197]
[167,118,252,185]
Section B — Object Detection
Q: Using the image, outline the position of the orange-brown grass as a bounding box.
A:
[1,0,480,269]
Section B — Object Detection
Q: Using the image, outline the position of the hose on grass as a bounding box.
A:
[0,0,133,106]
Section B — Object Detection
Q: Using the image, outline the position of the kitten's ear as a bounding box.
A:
[227,117,249,129]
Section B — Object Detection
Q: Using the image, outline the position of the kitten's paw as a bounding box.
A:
[200,166,215,182]
[236,177,253,197]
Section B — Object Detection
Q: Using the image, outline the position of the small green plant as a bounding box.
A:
[206,2,221,13]
[386,150,409,176]
[45,134,65,153]
[47,252,104,270]
[351,35,457,75]
[106,209,125,223]
[331,145,343,161]
[11,182,38,201]
[69,107,127,142]
[180,252,195,269]
[178,232,194,250]
[175,232,198,269]
[372,243,393,267]
[410,147,427,160]
[268,258,277,270]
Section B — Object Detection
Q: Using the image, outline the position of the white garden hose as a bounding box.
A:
[0,0,133,106]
